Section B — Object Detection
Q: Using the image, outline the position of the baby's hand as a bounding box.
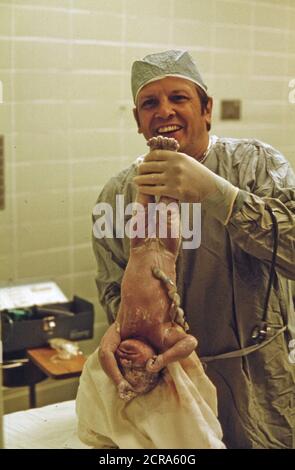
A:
[146,354,164,373]
[117,379,137,402]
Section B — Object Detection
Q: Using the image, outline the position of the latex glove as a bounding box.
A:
[133,150,239,225]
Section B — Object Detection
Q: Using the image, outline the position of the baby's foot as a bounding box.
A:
[147,136,179,152]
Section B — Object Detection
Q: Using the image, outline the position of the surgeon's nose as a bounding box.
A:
[155,98,176,119]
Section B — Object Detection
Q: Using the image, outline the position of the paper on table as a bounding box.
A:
[0,281,68,310]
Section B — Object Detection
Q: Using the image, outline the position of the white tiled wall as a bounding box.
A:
[0,0,294,334]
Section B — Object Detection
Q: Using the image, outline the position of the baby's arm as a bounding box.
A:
[99,322,137,401]
[146,323,197,373]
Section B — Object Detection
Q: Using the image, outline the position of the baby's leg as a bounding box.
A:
[131,184,155,248]
[147,136,181,254]
[134,135,179,246]
[146,323,198,373]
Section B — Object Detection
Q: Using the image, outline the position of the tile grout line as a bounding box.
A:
[68,0,74,296]
[10,3,18,283]
[120,0,127,162]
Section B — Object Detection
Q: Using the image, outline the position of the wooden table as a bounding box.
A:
[26,347,86,407]
[27,347,86,380]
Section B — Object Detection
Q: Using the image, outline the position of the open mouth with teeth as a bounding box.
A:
[155,125,183,136]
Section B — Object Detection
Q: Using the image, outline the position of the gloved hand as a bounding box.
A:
[133,149,239,225]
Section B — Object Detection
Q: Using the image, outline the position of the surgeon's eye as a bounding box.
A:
[141,98,158,109]
[171,95,189,102]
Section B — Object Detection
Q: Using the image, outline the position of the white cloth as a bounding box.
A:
[4,400,90,449]
[76,349,225,449]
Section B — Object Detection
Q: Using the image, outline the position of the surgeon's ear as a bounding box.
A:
[204,97,213,131]
[133,108,143,134]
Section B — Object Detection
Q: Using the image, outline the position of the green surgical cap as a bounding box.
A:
[131,49,208,104]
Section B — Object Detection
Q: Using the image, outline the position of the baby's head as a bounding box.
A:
[115,338,160,394]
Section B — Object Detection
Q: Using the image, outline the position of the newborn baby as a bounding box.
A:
[76,136,225,449]
[99,136,197,401]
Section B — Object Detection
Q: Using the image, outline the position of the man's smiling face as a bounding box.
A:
[133,76,212,158]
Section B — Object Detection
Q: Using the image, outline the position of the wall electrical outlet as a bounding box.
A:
[220,100,241,120]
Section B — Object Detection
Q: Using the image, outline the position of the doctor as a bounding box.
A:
[92,50,295,448]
